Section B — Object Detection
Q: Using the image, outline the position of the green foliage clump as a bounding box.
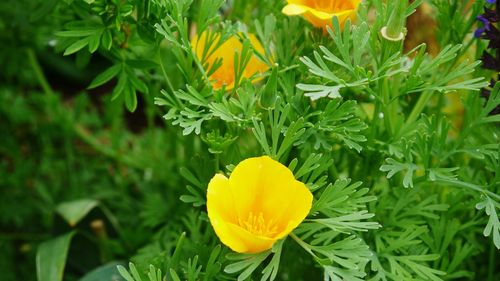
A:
[0,0,499,281]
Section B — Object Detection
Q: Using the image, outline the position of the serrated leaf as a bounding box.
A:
[380,158,419,188]
[476,196,500,249]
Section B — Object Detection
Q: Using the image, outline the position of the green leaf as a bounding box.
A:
[130,76,149,95]
[476,196,500,249]
[87,64,122,89]
[101,29,113,50]
[311,211,381,233]
[147,265,164,281]
[64,37,90,56]
[209,102,238,122]
[260,67,278,108]
[87,32,102,53]
[111,71,128,101]
[124,86,138,112]
[56,30,100,37]
[126,60,159,69]
[56,199,99,227]
[117,265,135,281]
[36,232,76,281]
[380,158,419,188]
[30,0,58,22]
[225,251,271,281]
[79,262,126,281]
[204,245,222,281]
[261,240,283,281]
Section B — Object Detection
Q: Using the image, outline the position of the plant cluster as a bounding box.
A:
[0,0,499,281]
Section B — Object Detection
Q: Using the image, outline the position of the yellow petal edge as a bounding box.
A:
[282,0,361,29]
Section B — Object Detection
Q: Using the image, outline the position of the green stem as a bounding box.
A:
[158,47,176,94]
[289,233,319,260]
[27,48,53,96]
[398,91,433,138]
[368,100,381,145]
[255,64,300,79]
[381,81,394,137]
[488,241,495,281]
[190,47,211,86]
[215,154,220,172]
[407,91,432,125]
[435,179,500,202]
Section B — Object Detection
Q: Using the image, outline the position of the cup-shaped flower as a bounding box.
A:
[191,31,269,90]
[282,0,361,30]
[207,156,313,253]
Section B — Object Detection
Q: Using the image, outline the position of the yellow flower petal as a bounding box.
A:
[248,156,310,224]
[282,0,360,30]
[207,156,313,253]
[226,156,263,219]
[214,220,277,253]
[228,156,298,221]
[273,181,313,239]
[282,3,310,16]
[207,174,238,223]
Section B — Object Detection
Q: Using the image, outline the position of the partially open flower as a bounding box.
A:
[282,0,361,29]
[207,156,313,253]
[191,31,269,90]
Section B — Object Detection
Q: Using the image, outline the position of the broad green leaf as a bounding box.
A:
[79,262,126,281]
[112,72,127,100]
[64,37,90,56]
[101,29,113,50]
[127,69,149,94]
[88,64,122,89]
[87,32,102,53]
[124,86,138,112]
[56,29,99,37]
[36,232,75,281]
[56,199,99,226]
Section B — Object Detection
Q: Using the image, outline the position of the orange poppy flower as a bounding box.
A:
[191,31,269,90]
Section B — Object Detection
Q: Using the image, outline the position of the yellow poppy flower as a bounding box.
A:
[206,156,313,253]
[282,0,361,29]
[191,31,269,90]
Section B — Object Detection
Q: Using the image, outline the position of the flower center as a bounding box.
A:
[239,212,278,237]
